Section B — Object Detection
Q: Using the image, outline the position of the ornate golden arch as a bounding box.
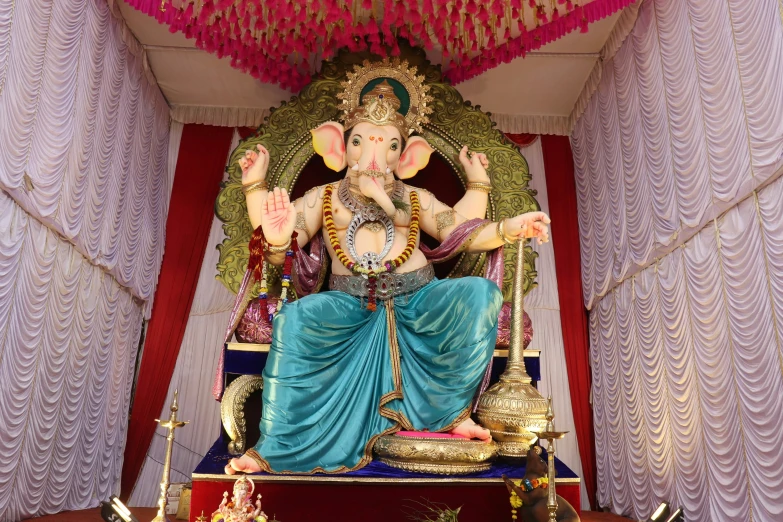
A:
[215,44,539,301]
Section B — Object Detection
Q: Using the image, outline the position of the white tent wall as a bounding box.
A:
[571,0,783,519]
[128,129,240,507]
[520,138,588,509]
[0,0,172,520]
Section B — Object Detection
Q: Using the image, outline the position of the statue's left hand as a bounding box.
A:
[505,211,551,245]
[459,146,490,182]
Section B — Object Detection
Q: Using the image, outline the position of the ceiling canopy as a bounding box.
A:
[123,0,631,91]
[116,0,634,132]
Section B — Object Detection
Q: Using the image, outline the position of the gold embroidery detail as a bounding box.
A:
[435,209,456,241]
[295,211,306,232]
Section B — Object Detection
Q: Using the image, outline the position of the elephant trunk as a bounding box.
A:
[353,142,389,176]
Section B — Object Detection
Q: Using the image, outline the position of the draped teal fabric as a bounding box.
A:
[251,275,502,473]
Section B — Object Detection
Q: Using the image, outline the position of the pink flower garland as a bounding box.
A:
[125,0,634,91]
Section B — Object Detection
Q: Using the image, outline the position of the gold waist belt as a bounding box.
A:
[329,263,435,301]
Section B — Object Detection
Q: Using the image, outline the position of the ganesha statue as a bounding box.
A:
[212,476,268,522]
[223,58,550,475]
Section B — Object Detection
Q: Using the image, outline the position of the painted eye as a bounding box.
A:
[390,142,399,151]
[352,138,360,146]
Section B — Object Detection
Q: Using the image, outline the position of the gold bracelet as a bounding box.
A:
[242,180,269,194]
[266,237,292,254]
[466,182,492,193]
[496,219,516,245]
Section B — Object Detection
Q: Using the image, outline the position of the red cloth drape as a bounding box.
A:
[120,124,234,500]
[540,134,596,509]
[505,133,539,147]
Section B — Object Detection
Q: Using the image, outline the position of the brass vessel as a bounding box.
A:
[475,240,548,457]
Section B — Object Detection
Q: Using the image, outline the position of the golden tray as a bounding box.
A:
[373,435,498,475]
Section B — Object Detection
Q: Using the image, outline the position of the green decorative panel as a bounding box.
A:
[215,43,540,301]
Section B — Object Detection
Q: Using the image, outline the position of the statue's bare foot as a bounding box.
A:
[450,418,492,442]
[224,455,262,475]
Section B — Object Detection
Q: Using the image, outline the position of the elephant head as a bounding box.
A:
[311,121,434,179]
[310,81,434,179]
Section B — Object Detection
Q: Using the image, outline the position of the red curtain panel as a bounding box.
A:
[541,134,597,509]
[120,124,234,500]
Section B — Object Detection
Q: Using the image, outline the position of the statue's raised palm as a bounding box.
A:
[261,187,296,246]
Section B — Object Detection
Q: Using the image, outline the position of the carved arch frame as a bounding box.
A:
[215,45,540,301]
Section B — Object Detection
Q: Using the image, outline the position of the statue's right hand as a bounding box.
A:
[261,187,297,247]
[238,144,269,184]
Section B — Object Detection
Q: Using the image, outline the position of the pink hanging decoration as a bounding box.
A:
[124,0,631,90]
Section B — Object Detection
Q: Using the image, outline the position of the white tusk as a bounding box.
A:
[352,164,359,171]
[386,167,391,174]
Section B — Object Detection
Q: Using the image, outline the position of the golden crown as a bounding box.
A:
[337,58,433,137]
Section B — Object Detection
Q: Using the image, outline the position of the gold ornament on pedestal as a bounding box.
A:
[152,390,189,522]
[475,239,548,457]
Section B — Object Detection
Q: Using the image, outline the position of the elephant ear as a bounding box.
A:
[396,137,434,179]
[311,121,347,172]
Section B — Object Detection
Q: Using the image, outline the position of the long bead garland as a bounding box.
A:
[323,184,420,311]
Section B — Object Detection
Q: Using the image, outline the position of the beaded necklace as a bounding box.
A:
[323,184,420,311]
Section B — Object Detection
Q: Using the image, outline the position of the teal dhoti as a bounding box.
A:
[247,275,503,473]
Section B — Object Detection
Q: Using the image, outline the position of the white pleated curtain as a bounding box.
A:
[129,129,240,507]
[0,0,170,307]
[0,1,171,520]
[520,139,588,509]
[571,0,783,520]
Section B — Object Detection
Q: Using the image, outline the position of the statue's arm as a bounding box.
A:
[416,187,549,251]
[453,146,491,219]
[415,188,470,242]
[464,212,551,252]
[453,188,489,220]
[246,189,267,230]
[293,186,325,246]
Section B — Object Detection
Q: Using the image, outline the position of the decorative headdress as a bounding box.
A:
[337,58,433,137]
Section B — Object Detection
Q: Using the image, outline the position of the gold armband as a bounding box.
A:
[496,219,516,245]
[435,209,456,241]
[466,182,492,193]
[266,237,292,254]
[242,180,269,195]
[295,211,307,231]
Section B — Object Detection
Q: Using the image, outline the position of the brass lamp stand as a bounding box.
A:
[538,398,569,522]
[151,390,189,522]
[476,238,548,457]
